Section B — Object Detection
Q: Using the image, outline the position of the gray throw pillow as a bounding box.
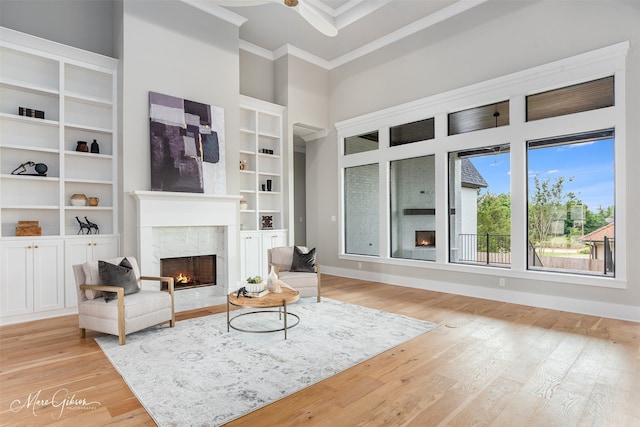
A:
[99,257,139,303]
[291,246,317,273]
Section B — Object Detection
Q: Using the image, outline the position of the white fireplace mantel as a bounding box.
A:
[131,190,241,293]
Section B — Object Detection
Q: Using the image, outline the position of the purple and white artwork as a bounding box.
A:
[149,92,226,194]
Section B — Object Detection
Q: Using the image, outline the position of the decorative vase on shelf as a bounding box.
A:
[88,197,99,206]
[266,179,272,191]
[239,199,248,210]
[76,141,89,152]
[70,194,87,206]
[90,139,99,153]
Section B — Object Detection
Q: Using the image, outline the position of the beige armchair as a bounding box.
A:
[268,246,320,302]
[72,256,175,345]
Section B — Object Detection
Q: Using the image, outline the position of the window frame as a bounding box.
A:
[336,41,628,289]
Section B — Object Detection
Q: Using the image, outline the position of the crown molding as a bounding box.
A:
[273,43,332,69]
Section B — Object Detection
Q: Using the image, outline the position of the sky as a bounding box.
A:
[471,138,615,211]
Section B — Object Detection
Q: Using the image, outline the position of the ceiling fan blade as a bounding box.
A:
[296,0,338,37]
[295,0,338,37]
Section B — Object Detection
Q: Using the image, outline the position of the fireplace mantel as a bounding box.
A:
[131,190,241,228]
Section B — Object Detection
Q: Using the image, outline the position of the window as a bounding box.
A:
[336,42,626,287]
[527,76,614,121]
[527,129,615,276]
[449,145,511,267]
[448,101,509,135]
[390,118,434,146]
[344,131,378,155]
[390,155,436,261]
[344,164,379,256]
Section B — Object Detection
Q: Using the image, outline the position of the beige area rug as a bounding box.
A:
[97,297,438,426]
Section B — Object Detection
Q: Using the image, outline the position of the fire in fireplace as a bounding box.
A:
[160,255,216,290]
[415,231,435,247]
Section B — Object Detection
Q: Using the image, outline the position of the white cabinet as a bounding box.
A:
[239,96,285,232]
[64,235,119,307]
[240,230,287,280]
[0,27,118,238]
[0,238,64,318]
[240,231,263,280]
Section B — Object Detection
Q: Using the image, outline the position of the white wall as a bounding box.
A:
[309,0,640,316]
[119,1,241,257]
[240,49,274,102]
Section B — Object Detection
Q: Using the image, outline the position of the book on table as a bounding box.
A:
[245,289,269,298]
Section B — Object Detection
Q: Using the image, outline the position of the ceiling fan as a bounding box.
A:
[215,0,338,37]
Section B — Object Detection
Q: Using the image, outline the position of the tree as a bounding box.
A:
[477,191,511,252]
[528,175,575,254]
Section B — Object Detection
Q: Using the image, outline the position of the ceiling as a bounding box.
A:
[216,0,486,66]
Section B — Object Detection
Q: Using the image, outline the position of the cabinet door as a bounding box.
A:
[261,231,287,277]
[0,241,34,317]
[32,240,64,312]
[240,232,262,280]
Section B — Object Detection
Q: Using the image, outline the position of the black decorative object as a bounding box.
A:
[261,215,273,229]
[76,141,89,152]
[91,139,100,153]
[11,161,47,176]
[18,107,45,119]
[76,216,99,234]
[266,179,272,191]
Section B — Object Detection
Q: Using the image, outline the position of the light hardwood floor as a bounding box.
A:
[1,274,639,426]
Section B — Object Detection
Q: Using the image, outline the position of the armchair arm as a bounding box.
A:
[140,276,175,294]
[80,284,126,343]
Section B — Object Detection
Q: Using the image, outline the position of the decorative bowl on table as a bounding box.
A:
[244,276,264,293]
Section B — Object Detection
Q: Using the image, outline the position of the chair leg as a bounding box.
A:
[118,334,125,346]
[80,328,86,338]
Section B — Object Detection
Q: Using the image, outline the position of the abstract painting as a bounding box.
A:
[149,92,226,194]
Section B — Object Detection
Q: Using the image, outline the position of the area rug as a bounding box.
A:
[96,298,438,426]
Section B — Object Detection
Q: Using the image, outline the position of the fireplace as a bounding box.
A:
[415,230,435,247]
[160,255,216,290]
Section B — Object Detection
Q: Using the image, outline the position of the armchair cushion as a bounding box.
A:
[99,257,140,302]
[82,256,142,300]
[291,246,317,273]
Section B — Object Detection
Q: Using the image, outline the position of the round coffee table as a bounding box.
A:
[227,288,300,339]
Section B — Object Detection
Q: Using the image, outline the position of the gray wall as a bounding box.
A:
[293,150,306,246]
[308,0,640,310]
[0,0,115,57]
[240,49,274,102]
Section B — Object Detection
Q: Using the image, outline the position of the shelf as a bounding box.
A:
[64,122,113,133]
[65,92,113,108]
[257,171,280,177]
[259,191,281,195]
[0,78,59,96]
[0,112,59,127]
[240,127,256,134]
[240,189,256,194]
[1,173,59,182]
[64,151,113,160]
[1,29,118,240]
[258,209,281,213]
[64,177,112,185]
[64,206,113,211]
[257,131,279,139]
[239,150,255,155]
[240,209,256,213]
[1,144,59,154]
[258,153,280,159]
[2,205,59,210]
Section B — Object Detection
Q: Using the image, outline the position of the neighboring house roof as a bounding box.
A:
[461,158,488,188]
[580,222,615,242]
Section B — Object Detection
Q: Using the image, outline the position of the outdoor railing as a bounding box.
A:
[457,234,511,266]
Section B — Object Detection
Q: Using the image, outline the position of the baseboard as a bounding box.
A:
[0,307,78,326]
[321,266,640,323]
